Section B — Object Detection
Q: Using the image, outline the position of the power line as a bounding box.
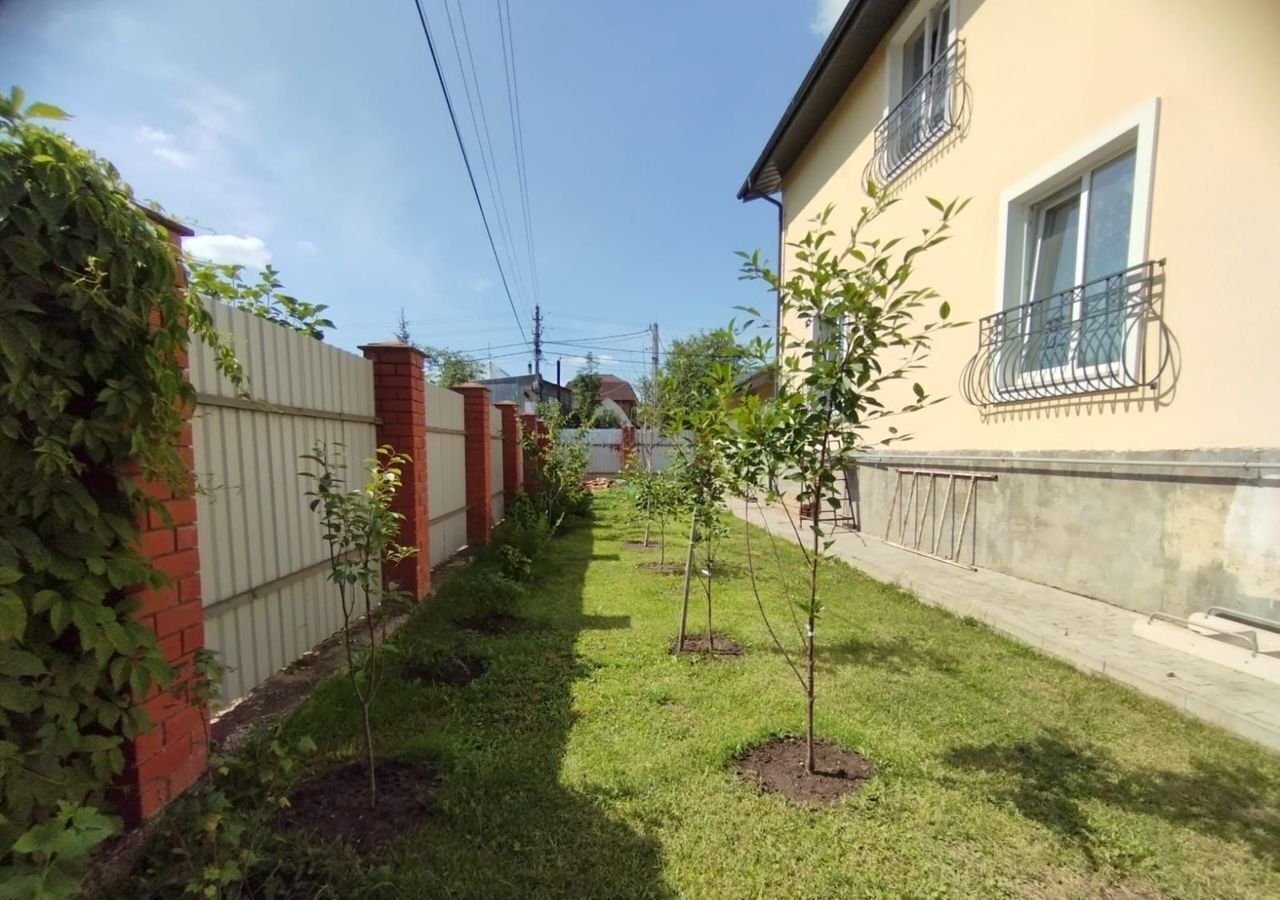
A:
[499,0,539,306]
[409,0,529,346]
[445,0,532,314]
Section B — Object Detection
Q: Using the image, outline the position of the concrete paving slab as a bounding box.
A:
[733,503,1280,752]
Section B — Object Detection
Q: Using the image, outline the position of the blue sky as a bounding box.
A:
[1,0,845,384]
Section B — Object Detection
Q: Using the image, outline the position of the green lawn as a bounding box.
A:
[289,491,1280,899]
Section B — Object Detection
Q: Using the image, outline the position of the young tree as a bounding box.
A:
[566,353,602,427]
[656,328,752,431]
[523,401,591,526]
[186,259,335,340]
[671,363,736,655]
[728,191,965,772]
[391,309,482,387]
[301,445,415,806]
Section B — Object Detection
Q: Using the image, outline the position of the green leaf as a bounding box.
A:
[0,565,21,585]
[22,101,70,121]
[0,648,45,677]
[0,589,27,641]
[1,235,50,280]
[939,300,951,319]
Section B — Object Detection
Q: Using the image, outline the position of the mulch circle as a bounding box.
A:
[636,561,685,575]
[277,758,436,852]
[404,655,489,687]
[731,736,874,805]
[670,632,744,658]
[456,611,525,634]
[622,540,663,551]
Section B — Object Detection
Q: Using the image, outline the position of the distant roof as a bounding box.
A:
[737,0,909,201]
[598,374,637,405]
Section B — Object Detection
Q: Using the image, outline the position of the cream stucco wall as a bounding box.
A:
[778,0,1280,453]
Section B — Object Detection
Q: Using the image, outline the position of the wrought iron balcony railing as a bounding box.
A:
[870,41,965,185]
[960,260,1169,406]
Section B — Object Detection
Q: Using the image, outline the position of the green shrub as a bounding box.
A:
[496,545,533,583]
[445,568,524,610]
[123,722,367,900]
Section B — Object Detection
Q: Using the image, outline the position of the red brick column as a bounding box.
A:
[496,401,523,502]
[120,214,208,822]
[455,384,494,546]
[360,342,430,598]
[521,413,547,495]
[620,425,636,469]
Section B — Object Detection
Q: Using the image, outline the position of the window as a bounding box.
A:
[874,0,960,183]
[961,100,1163,405]
[1021,150,1137,373]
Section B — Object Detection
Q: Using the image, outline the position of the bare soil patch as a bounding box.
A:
[277,758,435,852]
[670,633,744,658]
[622,540,662,551]
[731,736,873,805]
[456,611,525,634]
[404,654,489,687]
[636,561,685,575]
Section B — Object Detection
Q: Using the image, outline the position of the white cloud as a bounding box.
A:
[812,0,846,36]
[295,240,319,255]
[185,234,272,269]
[134,124,196,169]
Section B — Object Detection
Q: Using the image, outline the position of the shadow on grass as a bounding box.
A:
[390,516,674,899]
[943,730,1280,868]
[763,633,959,675]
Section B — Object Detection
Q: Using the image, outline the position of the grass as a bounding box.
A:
[287,491,1280,899]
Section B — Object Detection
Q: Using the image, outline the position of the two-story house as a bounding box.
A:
[738,0,1279,629]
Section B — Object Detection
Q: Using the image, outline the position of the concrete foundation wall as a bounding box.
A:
[852,450,1280,621]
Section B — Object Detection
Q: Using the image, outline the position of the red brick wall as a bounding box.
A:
[454,384,494,546]
[360,342,430,598]
[120,222,208,822]
[521,413,547,495]
[496,401,522,502]
[620,426,636,470]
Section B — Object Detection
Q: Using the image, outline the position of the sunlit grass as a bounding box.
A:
[293,491,1280,899]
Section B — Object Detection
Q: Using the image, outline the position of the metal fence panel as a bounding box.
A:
[424,383,467,567]
[190,302,377,702]
[489,406,505,524]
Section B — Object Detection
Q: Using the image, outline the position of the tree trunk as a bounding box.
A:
[643,520,651,548]
[659,519,666,566]
[677,518,696,652]
[807,481,820,775]
[705,544,714,654]
[362,704,378,807]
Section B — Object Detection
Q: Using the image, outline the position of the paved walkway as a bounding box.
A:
[733,503,1280,752]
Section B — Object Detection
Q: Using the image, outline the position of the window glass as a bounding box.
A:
[1083,150,1136,282]
[1033,194,1080,299]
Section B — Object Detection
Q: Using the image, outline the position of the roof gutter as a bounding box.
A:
[737,0,908,201]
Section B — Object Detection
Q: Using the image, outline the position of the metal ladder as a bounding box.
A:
[882,468,996,568]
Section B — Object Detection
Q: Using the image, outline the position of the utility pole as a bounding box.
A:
[650,322,660,417]
[532,304,544,401]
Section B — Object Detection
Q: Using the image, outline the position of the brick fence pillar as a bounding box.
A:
[521,413,547,495]
[496,401,523,502]
[620,425,636,470]
[454,384,494,546]
[120,212,207,822]
[360,342,430,598]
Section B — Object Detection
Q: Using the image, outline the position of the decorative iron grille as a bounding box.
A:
[960,260,1169,406]
[870,41,965,184]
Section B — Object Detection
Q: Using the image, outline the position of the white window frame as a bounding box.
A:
[991,99,1160,397]
[883,0,957,120]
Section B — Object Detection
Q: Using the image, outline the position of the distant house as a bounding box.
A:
[477,373,571,414]
[598,374,638,422]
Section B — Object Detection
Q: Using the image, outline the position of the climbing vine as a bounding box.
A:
[0,87,238,881]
